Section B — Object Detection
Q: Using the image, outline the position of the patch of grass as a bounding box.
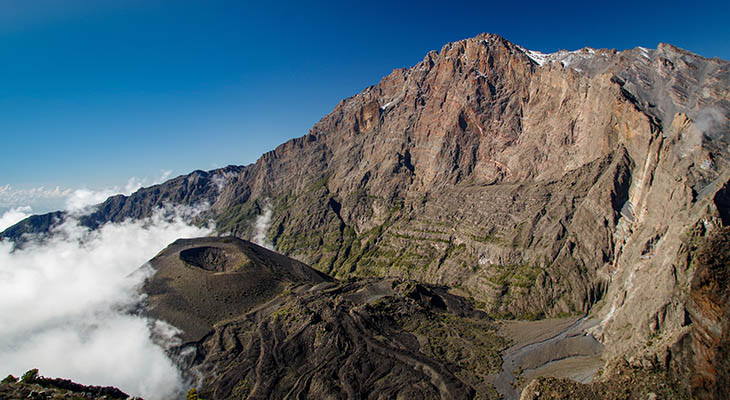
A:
[214,200,263,235]
[305,176,330,194]
[21,369,38,384]
[397,312,507,378]
[387,231,451,244]
[187,388,206,400]
[486,263,541,288]
[492,311,515,320]
[271,303,294,321]
[230,378,251,398]
[470,232,502,244]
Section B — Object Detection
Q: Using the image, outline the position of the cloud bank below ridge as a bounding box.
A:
[0,205,212,399]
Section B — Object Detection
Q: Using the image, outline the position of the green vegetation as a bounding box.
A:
[365,303,507,398]
[492,311,516,320]
[305,176,330,194]
[231,379,251,398]
[387,231,451,244]
[402,313,506,375]
[646,331,660,347]
[521,311,546,321]
[21,369,38,384]
[367,290,508,397]
[486,263,541,288]
[470,232,502,244]
[215,200,263,235]
[271,303,295,321]
[187,388,206,400]
[411,227,448,235]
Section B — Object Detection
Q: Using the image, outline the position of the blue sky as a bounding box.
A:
[1,0,728,213]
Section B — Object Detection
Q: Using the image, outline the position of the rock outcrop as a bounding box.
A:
[0,369,131,400]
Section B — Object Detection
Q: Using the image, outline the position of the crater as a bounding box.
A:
[179,246,247,272]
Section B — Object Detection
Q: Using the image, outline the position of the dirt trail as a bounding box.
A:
[492,317,603,400]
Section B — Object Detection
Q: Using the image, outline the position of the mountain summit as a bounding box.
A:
[4,33,729,398]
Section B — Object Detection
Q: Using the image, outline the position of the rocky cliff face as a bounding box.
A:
[4,33,729,397]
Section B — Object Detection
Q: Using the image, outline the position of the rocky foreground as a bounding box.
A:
[0,369,130,400]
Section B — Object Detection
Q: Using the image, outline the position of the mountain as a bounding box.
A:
[4,33,729,398]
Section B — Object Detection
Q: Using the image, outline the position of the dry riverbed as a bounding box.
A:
[491,316,604,400]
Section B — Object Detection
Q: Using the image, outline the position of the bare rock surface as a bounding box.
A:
[143,236,331,342]
[519,361,690,400]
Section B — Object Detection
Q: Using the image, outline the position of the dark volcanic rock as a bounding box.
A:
[144,237,508,398]
[143,236,331,342]
[0,370,130,400]
[181,278,506,399]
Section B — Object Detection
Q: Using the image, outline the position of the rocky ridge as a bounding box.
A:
[3,34,730,398]
[0,369,131,400]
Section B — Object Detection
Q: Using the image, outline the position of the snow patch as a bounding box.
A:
[516,46,601,69]
[380,101,395,110]
[517,46,550,66]
[211,171,237,192]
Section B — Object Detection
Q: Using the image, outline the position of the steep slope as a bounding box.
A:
[4,33,729,398]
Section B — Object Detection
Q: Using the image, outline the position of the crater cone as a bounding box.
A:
[179,246,249,272]
[142,236,332,342]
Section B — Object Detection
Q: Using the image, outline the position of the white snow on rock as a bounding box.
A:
[518,47,551,66]
[516,45,602,68]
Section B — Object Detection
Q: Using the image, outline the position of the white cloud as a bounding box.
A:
[0,185,71,214]
[0,170,175,216]
[0,205,212,399]
[65,170,175,215]
[253,200,273,249]
[210,171,236,192]
[64,188,124,213]
[0,206,33,231]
